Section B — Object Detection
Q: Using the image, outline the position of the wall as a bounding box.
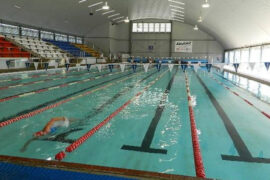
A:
[171,22,224,62]
[83,20,224,62]
[84,22,111,55]
[84,22,130,56]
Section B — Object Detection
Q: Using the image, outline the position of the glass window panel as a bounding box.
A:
[21,27,39,37]
[132,23,138,32]
[241,48,249,63]
[137,23,143,32]
[55,33,67,42]
[149,23,154,32]
[235,50,241,63]
[69,36,76,43]
[225,52,229,64]
[166,23,171,32]
[154,23,160,32]
[262,45,270,62]
[229,51,235,63]
[41,31,54,40]
[143,23,148,32]
[250,47,261,63]
[76,37,82,44]
[0,23,19,35]
[160,23,166,32]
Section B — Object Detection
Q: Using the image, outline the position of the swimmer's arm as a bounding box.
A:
[42,117,66,133]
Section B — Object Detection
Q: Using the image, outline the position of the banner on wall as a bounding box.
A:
[175,41,193,53]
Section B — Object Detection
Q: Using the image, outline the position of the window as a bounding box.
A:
[229,51,234,64]
[160,23,166,32]
[69,36,76,43]
[225,52,229,64]
[0,23,19,35]
[143,23,148,32]
[21,27,39,37]
[262,45,270,62]
[166,23,171,32]
[132,23,138,32]
[41,31,54,40]
[241,48,249,63]
[132,22,171,33]
[55,33,67,42]
[137,23,143,32]
[76,37,82,44]
[250,47,261,63]
[149,23,154,32]
[234,50,241,63]
[154,23,160,32]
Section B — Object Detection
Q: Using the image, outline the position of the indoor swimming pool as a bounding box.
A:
[0,65,270,180]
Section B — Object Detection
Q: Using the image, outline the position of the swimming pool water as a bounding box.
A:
[0,65,270,180]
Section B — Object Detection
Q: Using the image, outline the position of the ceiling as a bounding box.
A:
[1,0,270,49]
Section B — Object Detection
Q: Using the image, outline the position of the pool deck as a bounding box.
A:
[0,155,212,180]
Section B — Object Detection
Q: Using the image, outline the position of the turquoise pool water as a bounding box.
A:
[0,65,270,180]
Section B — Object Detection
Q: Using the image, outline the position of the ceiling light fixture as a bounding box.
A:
[108,13,120,18]
[171,12,184,17]
[102,10,115,15]
[173,19,184,23]
[194,25,199,30]
[124,17,130,23]
[169,5,184,10]
[168,0,185,5]
[202,0,210,8]
[113,16,124,21]
[88,2,103,8]
[172,15,184,19]
[171,8,184,13]
[79,0,87,3]
[14,5,21,9]
[96,8,103,12]
[102,2,110,10]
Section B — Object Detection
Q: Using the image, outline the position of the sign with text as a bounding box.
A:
[175,41,193,53]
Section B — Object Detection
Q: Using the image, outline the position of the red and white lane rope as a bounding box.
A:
[184,72,206,178]
[54,70,169,161]
[0,71,100,91]
[209,75,270,120]
[0,70,146,128]
[0,72,63,83]
[0,71,122,103]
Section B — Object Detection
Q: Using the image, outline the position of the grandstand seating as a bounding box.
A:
[44,40,91,57]
[7,36,69,59]
[73,44,100,58]
[0,36,30,58]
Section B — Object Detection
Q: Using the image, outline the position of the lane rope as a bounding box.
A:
[0,70,101,91]
[55,69,169,161]
[0,68,149,128]
[208,74,270,120]
[184,72,206,178]
[0,71,123,103]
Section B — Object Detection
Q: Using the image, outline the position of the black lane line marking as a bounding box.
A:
[0,71,112,100]
[121,68,178,154]
[82,71,158,121]
[0,71,136,123]
[195,72,270,163]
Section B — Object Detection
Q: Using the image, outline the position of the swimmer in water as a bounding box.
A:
[34,117,70,137]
